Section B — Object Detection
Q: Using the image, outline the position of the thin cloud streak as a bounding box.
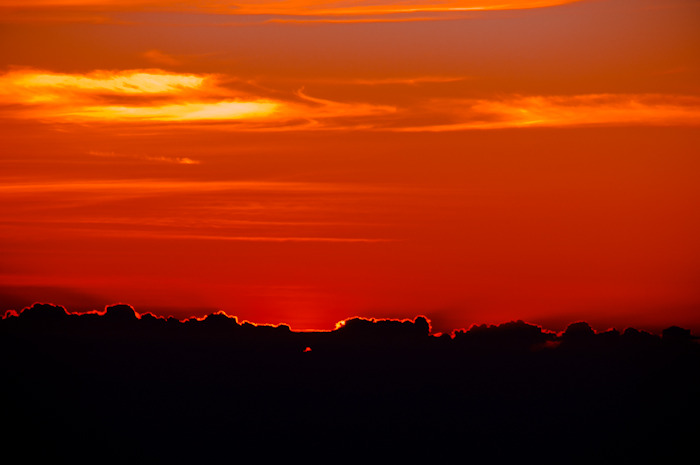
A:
[263,14,472,24]
[0,1,582,15]
[88,150,200,164]
[392,94,700,131]
[80,231,394,243]
[0,179,391,195]
[71,100,279,121]
[0,222,392,243]
[0,177,398,243]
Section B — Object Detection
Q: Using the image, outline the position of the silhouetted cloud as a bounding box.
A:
[14,302,69,323]
[452,320,556,351]
[2,302,698,463]
[5,302,697,351]
[663,325,695,344]
[562,320,596,341]
[104,303,139,323]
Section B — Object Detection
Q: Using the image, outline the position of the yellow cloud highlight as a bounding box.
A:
[12,70,203,94]
[72,101,278,121]
[0,69,397,126]
[0,69,282,122]
[3,70,698,129]
[0,69,207,105]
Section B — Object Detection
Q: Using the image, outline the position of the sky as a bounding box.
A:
[1,0,699,333]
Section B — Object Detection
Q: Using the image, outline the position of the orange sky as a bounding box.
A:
[1,0,699,333]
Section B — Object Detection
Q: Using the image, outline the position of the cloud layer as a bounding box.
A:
[3,69,699,130]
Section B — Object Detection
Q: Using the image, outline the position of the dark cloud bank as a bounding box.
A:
[3,303,699,463]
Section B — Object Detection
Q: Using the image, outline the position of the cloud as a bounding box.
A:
[2,69,699,130]
[88,150,200,164]
[3,303,698,464]
[0,1,592,26]
[3,69,204,97]
[0,1,584,25]
[0,0,582,15]
[72,100,279,121]
[0,179,392,195]
[0,69,395,127]
[392,94,700,131]
[0,179,397,243]
[0,69,276,122]
[5,302,697,344]
[221,0,581,16]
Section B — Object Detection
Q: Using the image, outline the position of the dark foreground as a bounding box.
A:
[3,304,699,463]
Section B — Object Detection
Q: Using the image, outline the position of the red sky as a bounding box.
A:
[1,0,699,333]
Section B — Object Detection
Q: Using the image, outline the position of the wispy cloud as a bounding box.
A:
[7,70,204,95]
[0,69,394,126]
[87,150,200,165]
[3,70,699,130]
[0,179,396,243]
[72,101,279,121]
[0,1,583,25]
[0,179,389,195]
[0,69,275,121]
[1,0,581,14]
[57,230,394,243]
[393,94,700,131]
[207,0,583,16]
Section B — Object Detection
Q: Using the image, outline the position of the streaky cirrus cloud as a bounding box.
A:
[0,179,398,243]
[5,69,205,95]
[0,0,582,14]
[0,69,394,125]
[393,94,700,131]
[87,150,200,165]
[2,69,700,130]
[0,179,396,195]
[0,1,583,25]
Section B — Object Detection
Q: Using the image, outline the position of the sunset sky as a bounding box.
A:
[1,0,699,333]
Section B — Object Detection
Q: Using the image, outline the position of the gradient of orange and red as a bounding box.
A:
[1,0,699,333]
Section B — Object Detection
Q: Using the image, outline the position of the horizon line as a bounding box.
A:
[3,301,697,338]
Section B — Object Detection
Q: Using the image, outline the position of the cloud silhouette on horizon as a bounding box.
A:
[4,302,697,348]
[2,300,699,463]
